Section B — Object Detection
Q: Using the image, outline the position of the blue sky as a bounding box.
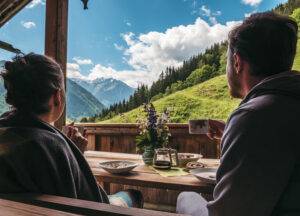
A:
[0,0,288,87]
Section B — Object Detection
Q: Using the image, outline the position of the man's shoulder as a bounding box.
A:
[231,93,299,122]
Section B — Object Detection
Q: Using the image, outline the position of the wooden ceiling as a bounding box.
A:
[0,0,32,28]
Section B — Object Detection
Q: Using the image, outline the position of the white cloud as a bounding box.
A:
[114,43,124,51]
[73,57,93,65]
[201,5,211,17]
[122,18,240,80]
[88,64,152,87]
[242,0,262,6]
[122,32,135,46]
[68,17,240,87]
[21,21,36,29]
[67,63,87,80]
[126,22,132,27]
[26,0,45,9]
[200,5,222,25]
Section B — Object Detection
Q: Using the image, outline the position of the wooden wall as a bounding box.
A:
[77,123,219,158]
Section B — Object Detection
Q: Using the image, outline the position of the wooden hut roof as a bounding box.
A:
[0,0,31,28]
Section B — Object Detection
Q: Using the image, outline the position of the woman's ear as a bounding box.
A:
[53,89,62,107]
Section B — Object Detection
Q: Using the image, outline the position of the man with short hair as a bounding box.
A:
[177,12,300,216]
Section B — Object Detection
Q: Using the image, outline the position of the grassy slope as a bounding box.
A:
[101,40,300,124]
[102,75,240,123]
[293,39,300,71]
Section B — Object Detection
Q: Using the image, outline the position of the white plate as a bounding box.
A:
[99,160,138,174]
[190,168,217,184]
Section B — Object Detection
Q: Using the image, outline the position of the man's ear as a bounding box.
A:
[233,53,243,75]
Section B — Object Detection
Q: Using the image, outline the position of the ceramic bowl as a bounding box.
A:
[99,160,138,174]
[178,153,202,167]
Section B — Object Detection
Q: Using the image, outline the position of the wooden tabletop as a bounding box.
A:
[85,151,219,194]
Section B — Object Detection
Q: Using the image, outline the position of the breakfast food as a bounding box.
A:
[186,161,206,169]
[103,161,131,169]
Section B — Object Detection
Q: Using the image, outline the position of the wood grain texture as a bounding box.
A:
[0,0,32,28]
[45,0,68,130]
[78,123,219,158]
[0,198,78,216]
[0,194,186,216]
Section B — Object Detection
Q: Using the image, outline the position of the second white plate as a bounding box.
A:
[190,168,217,184]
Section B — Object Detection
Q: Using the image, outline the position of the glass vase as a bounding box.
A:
[142,146,155,165]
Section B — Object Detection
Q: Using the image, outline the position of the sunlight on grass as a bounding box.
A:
[293,39,300,71]
[101,75,240,123]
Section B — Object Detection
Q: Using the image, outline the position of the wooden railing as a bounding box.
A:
[76,123,220,159]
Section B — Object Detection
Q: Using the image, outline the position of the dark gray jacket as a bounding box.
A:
[0,111,109,203]
[208,71,300,216]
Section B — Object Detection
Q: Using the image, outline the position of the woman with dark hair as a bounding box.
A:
[0,53,142,207]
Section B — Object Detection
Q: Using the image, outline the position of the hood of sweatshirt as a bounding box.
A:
[241,71,300,105]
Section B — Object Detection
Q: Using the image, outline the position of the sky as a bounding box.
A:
[0,0,288,87]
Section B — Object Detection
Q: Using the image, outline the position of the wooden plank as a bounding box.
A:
[0,194,186,216]
[45,0,68,130]
[87,134,96,150]
[0,198,78,216]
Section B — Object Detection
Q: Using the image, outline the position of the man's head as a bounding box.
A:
[1,53,65,123]
[227,12,298,98]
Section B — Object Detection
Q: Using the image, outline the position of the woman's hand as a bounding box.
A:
[207,119,226,140]
[65,123,88,153]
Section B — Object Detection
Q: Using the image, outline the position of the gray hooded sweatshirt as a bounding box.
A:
[207,71,300,216]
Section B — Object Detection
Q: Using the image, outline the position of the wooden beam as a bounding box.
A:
[45,0,68,130]
[0,0,32,28]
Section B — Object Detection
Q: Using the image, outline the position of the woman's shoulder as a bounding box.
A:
[0,126,69,152]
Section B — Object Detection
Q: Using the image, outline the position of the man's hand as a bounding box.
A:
[207,119,226,140]
[65,123,88,153]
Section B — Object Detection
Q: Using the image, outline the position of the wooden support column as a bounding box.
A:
[45,0,69,130]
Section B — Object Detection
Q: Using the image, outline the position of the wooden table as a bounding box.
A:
[85,151,219,195]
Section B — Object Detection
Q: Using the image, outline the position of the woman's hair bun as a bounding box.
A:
[1,53,64,114]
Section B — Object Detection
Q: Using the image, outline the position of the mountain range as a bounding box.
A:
[66,79,105,120]
[1,58,134,120]
[71,78,135,107]
[0,74,134,121]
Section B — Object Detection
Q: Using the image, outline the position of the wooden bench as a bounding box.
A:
[0,194,188,216]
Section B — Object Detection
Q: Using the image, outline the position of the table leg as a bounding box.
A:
[103,182,111,195]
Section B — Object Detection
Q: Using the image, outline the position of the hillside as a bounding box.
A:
[101,75,240,123]
[101,41,300,124]
[66,79,105,120]
[293,39,300,71]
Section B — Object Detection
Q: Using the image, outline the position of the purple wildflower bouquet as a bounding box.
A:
[136,103,171,153]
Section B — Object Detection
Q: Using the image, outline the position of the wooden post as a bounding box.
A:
[44,0,68,130]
